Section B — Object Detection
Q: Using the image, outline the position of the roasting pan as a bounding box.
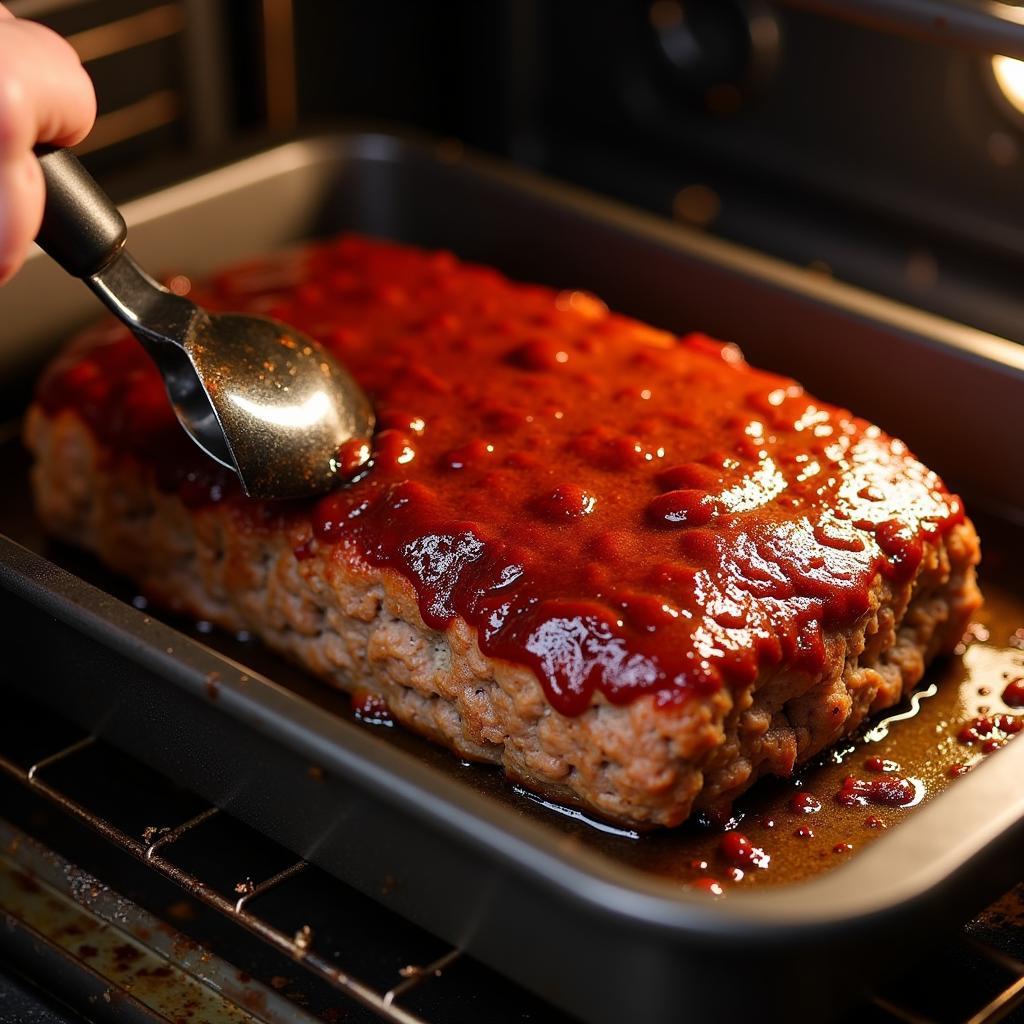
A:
[1,131,1023,1024]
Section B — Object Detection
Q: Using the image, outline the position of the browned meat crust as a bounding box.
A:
[26,406,981,827]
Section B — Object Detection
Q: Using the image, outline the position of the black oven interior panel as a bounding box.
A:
[289,0,1024,344]
[17,1,1024,342]
[510,2,1024,345]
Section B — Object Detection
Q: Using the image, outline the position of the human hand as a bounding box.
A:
[0,4,95,284]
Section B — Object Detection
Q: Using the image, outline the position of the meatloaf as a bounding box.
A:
[26,234,981,828]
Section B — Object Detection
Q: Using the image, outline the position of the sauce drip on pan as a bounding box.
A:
[36,235,965,716]
[585,598,1022,893]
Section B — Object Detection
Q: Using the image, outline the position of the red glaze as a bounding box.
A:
[957,714,1019,746]
[691,878,725,896]
[336,437,372,477]
[789,792,821,814]
[996,714,1022,734]
[836,775,918,807]
[958,716,994,743]
[293,538,317,561]
[1003,678,1024,708]
[36,235,967,717]
[718,831,770,869]
[351,687,393,726]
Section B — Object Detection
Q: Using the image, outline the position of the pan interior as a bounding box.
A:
[2,431,1020,893]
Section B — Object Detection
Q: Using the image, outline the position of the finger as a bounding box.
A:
[0,19,95,156]
[0,148,44,284]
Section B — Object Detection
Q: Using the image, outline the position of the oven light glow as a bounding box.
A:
[992,55,1024,115]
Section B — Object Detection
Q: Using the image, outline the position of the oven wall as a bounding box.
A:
[10,0,1024,344]
[289,1,1024,345]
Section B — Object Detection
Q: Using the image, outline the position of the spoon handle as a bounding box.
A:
[34,146,127,279]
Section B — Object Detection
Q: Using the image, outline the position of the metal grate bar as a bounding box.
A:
[870,996,936,1024]
[0,739,461,1023]
[261,0,298,130]
[870,934,1024,1024]
[384,949,463,1007]
[74,90,181,157]
[6,727,1021,1024]
[67,3,184,64]
[26,734,95,780]
[963,937,1024,1024]
[964,936,1024,978]
[235,859,307,912]
[145,805,220,858]
[966,973,1024,1024]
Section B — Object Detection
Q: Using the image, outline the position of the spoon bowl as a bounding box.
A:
[186,310,375,498]
[34,147,375,500]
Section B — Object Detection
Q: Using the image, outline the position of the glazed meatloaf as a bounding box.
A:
[27,235,981,828]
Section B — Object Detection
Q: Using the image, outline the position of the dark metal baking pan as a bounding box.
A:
[2,132,1024,1024]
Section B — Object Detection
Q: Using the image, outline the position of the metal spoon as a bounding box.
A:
[33,147,375,500]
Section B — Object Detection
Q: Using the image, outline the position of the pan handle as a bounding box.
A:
[33,145,127,279]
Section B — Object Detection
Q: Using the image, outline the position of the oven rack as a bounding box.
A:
[0,731,471,1023]
[1,705,1022,1024]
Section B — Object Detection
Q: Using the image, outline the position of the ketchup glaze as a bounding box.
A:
[36,235,966,717]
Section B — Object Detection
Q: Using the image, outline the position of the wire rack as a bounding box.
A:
[1,712,1023,1024]
[0,730,477,1024]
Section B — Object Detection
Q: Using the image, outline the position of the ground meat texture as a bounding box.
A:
[26,235,982,827]
[25,410,981,829]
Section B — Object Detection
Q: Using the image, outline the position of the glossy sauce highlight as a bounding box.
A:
[37,235,965,716]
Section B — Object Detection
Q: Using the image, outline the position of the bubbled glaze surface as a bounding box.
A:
[37,236,965,715]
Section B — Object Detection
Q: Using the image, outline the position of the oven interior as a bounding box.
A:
[1,132,1021,1024]
[2,2,1024,1023]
